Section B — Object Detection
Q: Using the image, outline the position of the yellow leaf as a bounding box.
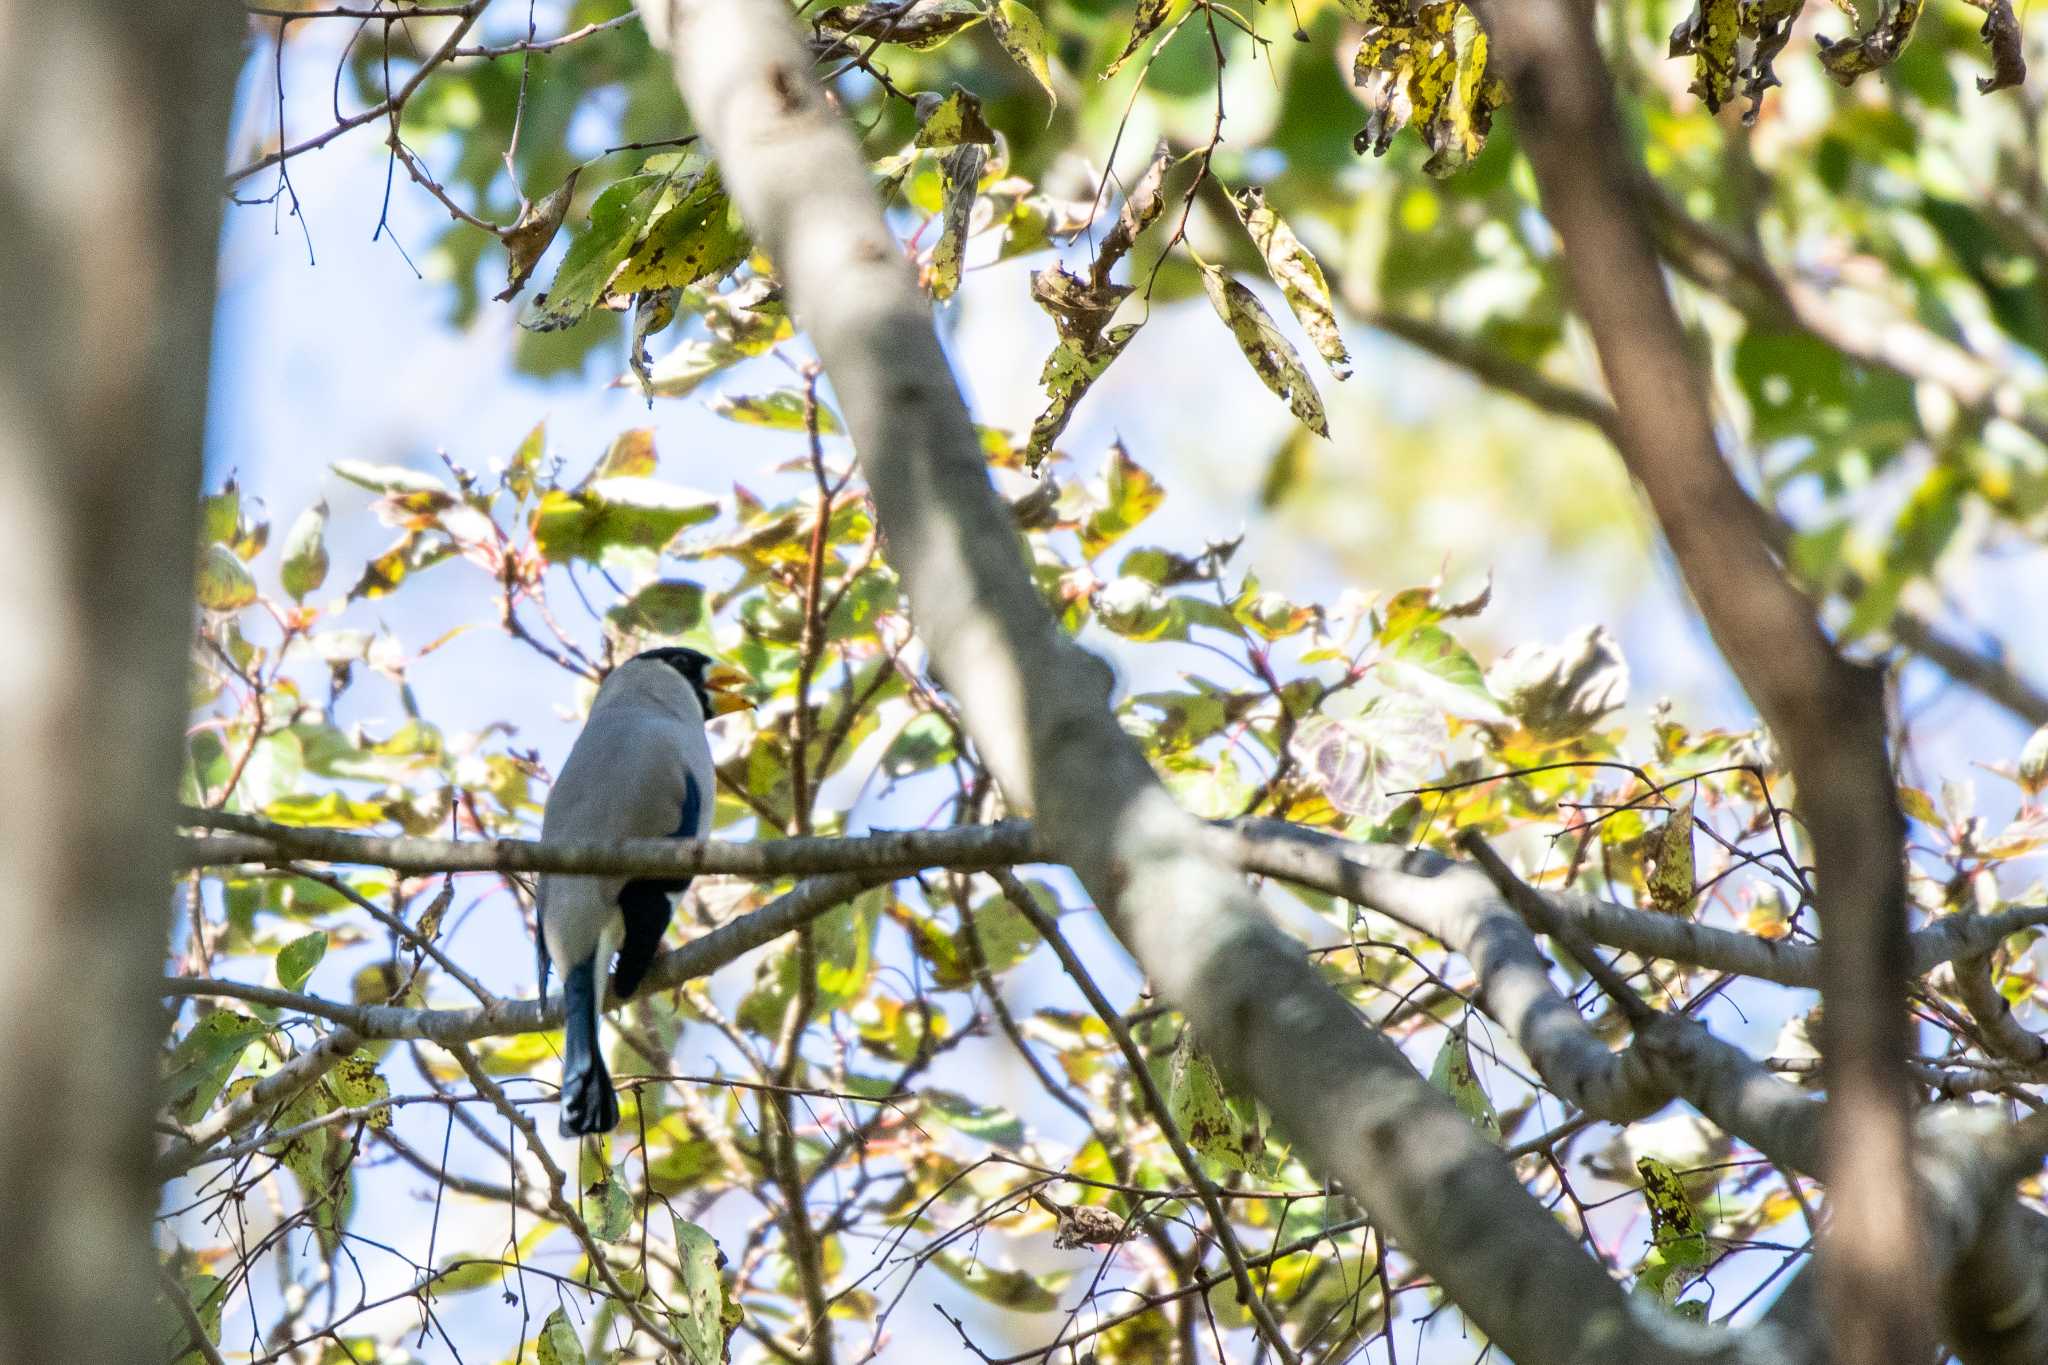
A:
[1648,800,1696,914]
[991,0,1057,109]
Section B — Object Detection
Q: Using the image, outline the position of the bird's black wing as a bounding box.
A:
[610,770,701,999]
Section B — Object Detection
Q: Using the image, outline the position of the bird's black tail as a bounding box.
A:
[559,953,619,1136]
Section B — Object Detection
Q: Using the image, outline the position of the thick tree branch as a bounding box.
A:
[0,5,241,1361]
[1464,4,1928,1355]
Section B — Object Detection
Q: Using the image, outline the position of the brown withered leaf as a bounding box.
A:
[1090,140,1170,291]
[496,167,580,302]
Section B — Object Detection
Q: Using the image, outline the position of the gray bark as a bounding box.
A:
[0,3,239,1361]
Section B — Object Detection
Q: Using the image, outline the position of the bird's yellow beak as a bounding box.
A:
[704,663,753,714]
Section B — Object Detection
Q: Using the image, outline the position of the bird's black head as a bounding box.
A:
[630,646,720,718]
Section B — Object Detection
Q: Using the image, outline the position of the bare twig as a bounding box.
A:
[994,870,1301,1364]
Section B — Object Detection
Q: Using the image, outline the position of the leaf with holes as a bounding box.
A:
[672,1218,742,1364]
[524,172,671,332]
[928,142,986,301]
[276,930,327,993]
[1648,800,1697,914]
[1168,1030,1263,1174]
[1104,0,1179,78]
[1026,325,1139,467]
[1428,1025,1501,1140]
[1635,1156,1709,1303]
[1200,267,1328,437]
[1230,188,1351,379]
[533,479,719,564]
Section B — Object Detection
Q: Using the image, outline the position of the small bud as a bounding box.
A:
[2019,722,2048,797]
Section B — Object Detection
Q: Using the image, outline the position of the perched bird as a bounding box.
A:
[538,647,749,1136]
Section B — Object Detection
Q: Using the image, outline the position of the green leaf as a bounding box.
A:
[526,172,671,332]
[737,890,882,1033]
[279,499,330,601]
[609,165,750,298]
[706,390,845,435]
[331,460,453,501]
[1648,801,1697,914]
[1168,1030,1263,1174]
[990,0,1057,108]
[1200,266,1329,437]
[929,142,987,302]
[1669,0,1740,112]
[1080,441,1165,558]
[427,1256,508,1297]
[536,1307,585,1365]
[1353,3,1505,175]
[1844,464,1966,640]
[532,478,719,563]
[1635,1156,1709,1303]
[630,338,751,400]
[607,579,707,637]
[1428,1025,1501,1140]
[163,1273,226,1365]
[816,0,985,51]
[276,930,328,993]
[1816,0,1925,85]
[1026,324,1140,468]
[932,1252,1063,1311]
[629,287,682,399]
[914,86,997,147]
[962,891,1041,976]
[592,426,659,481]
[267,1068,355,1257]
[1484,626,1630,741]
[505,422,547,502]
[347,529,455,601]
[196,544,257,612]
[672,1218,743,1364]
[261,790,390,828]
[163,1010,269,1123]
[200,480,240,547]
[581,1140,634,1243]
[1386,624,1508,723]
[1230,188,1351,379]
[924,1090,1026,1149]
[328,1050,393,1130]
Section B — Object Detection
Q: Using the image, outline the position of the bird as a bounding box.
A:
[537,646,750,1136]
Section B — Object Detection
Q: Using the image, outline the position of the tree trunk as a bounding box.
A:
[0,4,239,1360]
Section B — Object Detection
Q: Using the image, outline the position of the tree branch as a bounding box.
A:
[1464,4,1928,1355]
[173,816,2048,1011]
